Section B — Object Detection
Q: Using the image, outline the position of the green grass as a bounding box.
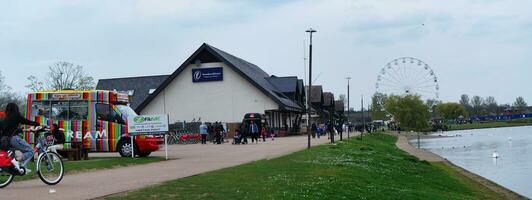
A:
[106,133,502,200]
[449,120,532,131]
[14,156,165,182]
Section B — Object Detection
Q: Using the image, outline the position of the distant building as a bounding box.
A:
[97,43,306,133]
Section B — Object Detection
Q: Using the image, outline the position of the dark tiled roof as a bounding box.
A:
[335,100,345,112]
[136,43,303,112]
[266,76,298,93]
[297,79,304,95]
[305,86,323,103]
[96,75,169,110]
[323,92,334,107]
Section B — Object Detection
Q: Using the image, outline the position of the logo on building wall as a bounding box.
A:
[192,67,223,82]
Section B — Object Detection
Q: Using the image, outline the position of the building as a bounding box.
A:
[97,43,305,133]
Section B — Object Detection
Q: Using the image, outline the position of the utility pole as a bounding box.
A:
[347,77,351,138]
[305,28,316,149]
[361,94,364,139]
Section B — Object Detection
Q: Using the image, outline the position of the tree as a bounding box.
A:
[384,95,431,132]
[483,96,498,115]
[459,94,473,116]
[471,96,484,116]
[0,71,25,110]
[26,61,95,91]
[370,93,388,120]
[435,103,468,120]
[513,96,528,113]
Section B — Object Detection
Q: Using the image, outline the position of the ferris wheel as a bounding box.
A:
[375,57,439,101]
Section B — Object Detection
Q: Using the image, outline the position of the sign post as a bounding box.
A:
[128,114,170,160]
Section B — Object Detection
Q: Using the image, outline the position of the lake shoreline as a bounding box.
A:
[390,131,528,199]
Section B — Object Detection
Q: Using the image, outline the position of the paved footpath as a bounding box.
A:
[390,132,444,162]
[2,133,353,200]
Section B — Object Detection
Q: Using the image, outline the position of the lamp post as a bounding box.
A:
[346,77,351,138]
[306,28,316,149]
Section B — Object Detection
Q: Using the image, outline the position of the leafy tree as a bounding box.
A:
[513,96,528,113]
[471,96,484,116]
[384,95,431,132]
[435,103,468,120]
[370,93,387,120]
[26,61,95,91]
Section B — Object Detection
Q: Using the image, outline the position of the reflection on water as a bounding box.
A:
[412,126,532,198]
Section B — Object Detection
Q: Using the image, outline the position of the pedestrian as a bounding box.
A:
[240,122,249,144]
[261,127,267,142]
[311,123,317,138]
[250,121,259,144]
[214,121,222,144]
[199,122,208,144]
[44,123,65,154]
[270,127,275,141]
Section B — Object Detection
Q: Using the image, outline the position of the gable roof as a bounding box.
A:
[136,43,302,112]
[335,100,345,112]
[266,76,298,93]
[323,92,334,107]
[306,85,323,103]
[96,75,169,110]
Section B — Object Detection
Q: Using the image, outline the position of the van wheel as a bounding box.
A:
[137,151,151,157]
[118,139,138,157]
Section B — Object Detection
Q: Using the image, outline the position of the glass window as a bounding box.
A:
[96,103,111,121]
[51,101,69,120]
[69,101,88,120]
[110,108,125,124]
[31,101,50,118]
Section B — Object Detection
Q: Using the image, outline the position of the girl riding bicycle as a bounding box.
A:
[1,103,40,173]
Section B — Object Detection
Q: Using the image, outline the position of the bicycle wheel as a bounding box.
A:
[37,152,64,185]
[0,170,14,188]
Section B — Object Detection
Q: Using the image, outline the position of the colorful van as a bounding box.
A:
[25,90,163,157]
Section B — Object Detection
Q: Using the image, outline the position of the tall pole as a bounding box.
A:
[347,77,351,138]
[306,28,316,149]
[361,94,364,139]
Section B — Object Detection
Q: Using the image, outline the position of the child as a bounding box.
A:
[270,128,275,141]
[261,127,266,142]
[233,129,241,144]
[45,123,65,154]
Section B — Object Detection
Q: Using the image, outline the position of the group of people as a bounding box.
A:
[233,121,274,145]
[199,121,226,144]
[0,103,65,174]
[311,121,347,139]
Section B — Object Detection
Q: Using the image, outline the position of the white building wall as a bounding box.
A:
[141,62,279,123]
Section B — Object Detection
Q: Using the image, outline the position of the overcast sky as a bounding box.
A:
[1,0,530,109]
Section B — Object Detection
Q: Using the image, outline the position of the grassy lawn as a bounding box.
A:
[107,133,502,200]
[15,156,166,182]
[449,120,532,131]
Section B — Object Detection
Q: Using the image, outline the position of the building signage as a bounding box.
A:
[192,67,223,82]
[127,114,169,134]
[51,93,82,100]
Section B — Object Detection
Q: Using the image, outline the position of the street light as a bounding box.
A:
[306,28,316,149]
[346,77,351,138]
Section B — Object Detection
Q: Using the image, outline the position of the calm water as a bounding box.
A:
[412,126,532,198]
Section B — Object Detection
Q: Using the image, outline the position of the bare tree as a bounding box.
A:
[26,61,95,91]
[471,96,484,116]
[0,70,24,110]
[484,96,498,115]
[513,96,528,113]
[459,94,473,116]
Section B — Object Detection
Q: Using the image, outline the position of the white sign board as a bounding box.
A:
[128,114,169,134]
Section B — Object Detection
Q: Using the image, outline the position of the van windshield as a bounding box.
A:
[116,105,138,118]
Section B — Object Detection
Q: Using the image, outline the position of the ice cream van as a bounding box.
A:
[25,90,163,157]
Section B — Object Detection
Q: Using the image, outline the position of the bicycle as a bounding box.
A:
[0,126,65,188]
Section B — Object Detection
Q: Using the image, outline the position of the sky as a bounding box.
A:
[0,0,531,109]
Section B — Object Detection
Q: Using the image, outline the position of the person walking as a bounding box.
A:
[250,121,259,144]
[199,122,208,144]
[311,122,317,138]
[261,127,267,142]
[240,122,249,144]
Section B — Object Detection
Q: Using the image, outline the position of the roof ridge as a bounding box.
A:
[98,74,170,81]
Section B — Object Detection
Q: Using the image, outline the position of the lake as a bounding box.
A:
[412,126,532,198]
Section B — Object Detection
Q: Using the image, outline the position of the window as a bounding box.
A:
[51,101,69,120]
[31,101,50,118]
[69,101,88,120]
[127,90,135,96]
[148,89,156,94]
[96,103,111,121]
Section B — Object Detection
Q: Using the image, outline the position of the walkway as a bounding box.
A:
[391,132,444,162]
[2,133,353,200]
